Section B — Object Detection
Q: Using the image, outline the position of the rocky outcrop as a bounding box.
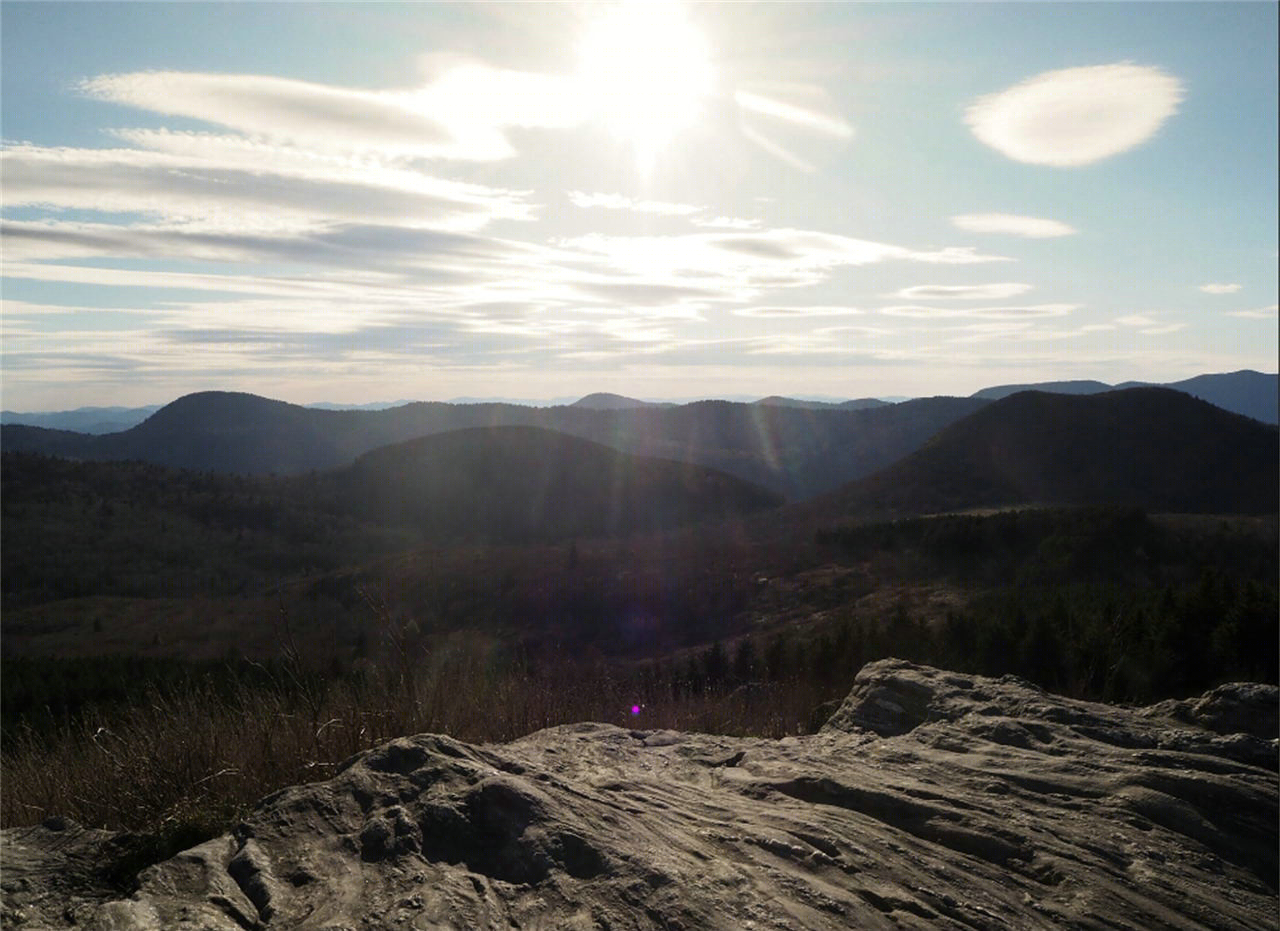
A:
[4,660,1277,930]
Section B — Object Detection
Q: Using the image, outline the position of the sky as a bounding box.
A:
[2,1,1276,410]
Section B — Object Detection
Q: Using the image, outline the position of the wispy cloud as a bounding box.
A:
[81,65,584,162]
[557,228,1009,304]
[81,71,456,156]
[965,63,1183,166]
[1114,313,1186,334]
[1198,282,1242,294]
[734,306,863,319]
[568,191,702,215]
[1227,304,1278,319]
[878,304,1076,320]
[691,216,763,230]
[2,144,533,233]
[893,283,1032,300]
[951,213,1076,238]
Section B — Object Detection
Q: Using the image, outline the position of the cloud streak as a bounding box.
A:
[893,283,1032,300]
[951,213,1076,238]
[2,144,533,232]
[1227,304,1278,319]
[878,304,1076,320]
[81,65,584,162]
[966,63,1183,166]
[568,191,702,215]
[734,306,863,319]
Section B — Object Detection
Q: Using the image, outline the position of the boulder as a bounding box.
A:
[3,660,1276,930]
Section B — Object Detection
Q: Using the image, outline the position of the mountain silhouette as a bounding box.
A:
[322,425,783,542]
[0,392,988,500]
[972,370,1276,424]
[811,387,1279,520]
[570,393,670,410]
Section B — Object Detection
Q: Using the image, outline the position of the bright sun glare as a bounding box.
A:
[576,0,715,170]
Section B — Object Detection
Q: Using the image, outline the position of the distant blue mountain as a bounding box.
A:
[0,405,161,434]
[972,371,1276,424]
[306,400,418,411]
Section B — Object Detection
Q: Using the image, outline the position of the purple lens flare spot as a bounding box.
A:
[630,704,641,715]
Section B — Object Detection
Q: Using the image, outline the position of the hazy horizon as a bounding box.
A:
[3,2,1277,410]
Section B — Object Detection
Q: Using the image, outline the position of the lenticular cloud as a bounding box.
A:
[966,63,1183,166]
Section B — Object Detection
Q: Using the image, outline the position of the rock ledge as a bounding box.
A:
[4,659,1276,930]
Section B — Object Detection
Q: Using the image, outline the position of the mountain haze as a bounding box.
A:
[1154,370,1278,425]
[0,406,161,434]
[0,392,989,500]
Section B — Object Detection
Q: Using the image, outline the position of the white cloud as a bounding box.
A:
[1114,314,1159,327]
[893,283,1032,300]
[1112,313,1186,334]
[692,216,763,230]
[910,247,1013,265]
[1,144,533,232]
[951,213,1076,238]
[1227,304,1278,319]
[734,306,863,319]
[81,65,585,162]
[567,191,702,215]
[1199,283,1242,294]
[557,228,1008,303]
[82,72,456,157]
[878,304,1076,320]
[965,63,1183,166]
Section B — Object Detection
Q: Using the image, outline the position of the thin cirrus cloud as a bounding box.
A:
[1227,304,1278,319]
[734,306,863,319]
[965,63,1184,166]
[1,143,535,232]
[691,216,763,230]
[82,72,456,156]
[1198,283,1242,294]
[878,304,1077,320]
[567,191,702,215]
[81,66,585,161]
[1114,313,1186,334]
[950,214,1076,238]
[558,229,1009,302]
[893,283,1032,301]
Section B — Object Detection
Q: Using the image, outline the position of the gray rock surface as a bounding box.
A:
[4,659,1277,930]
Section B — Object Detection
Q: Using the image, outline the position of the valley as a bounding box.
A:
[1,377,1276,924]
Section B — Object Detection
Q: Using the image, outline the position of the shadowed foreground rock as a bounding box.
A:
[3,660,1277,930]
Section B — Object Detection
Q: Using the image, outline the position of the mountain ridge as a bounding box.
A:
[325,424,783,543]
[0,392,989,500]
[973,369,1276,423]
[809,386,1278,521]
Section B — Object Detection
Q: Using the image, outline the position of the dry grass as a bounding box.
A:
[1,631,842,847]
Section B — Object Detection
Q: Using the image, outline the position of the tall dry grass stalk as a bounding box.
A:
[1,633,844,842]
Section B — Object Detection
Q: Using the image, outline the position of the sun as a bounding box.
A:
[575,0,716,170]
